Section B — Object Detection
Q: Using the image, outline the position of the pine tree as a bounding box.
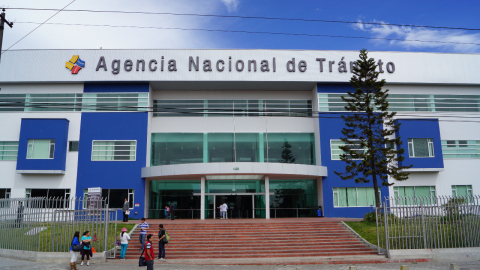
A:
[279,140,296,163]
[333,49,412,209]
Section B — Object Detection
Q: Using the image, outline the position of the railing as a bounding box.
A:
[271,207,318,218]
[0,197,117,256]
[148,209,201,219]
[376,195,480,254]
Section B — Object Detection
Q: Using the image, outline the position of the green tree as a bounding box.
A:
[279,140,296,163]
[334,49,411,209]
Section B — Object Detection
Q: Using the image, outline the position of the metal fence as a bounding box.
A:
[0,197,117,258]
[376,195,480,254]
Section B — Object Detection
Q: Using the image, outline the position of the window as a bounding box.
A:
[333,187,379,207]
[318,93,480,113]
[330,140,366,160]
[0,188,11,208]
[151,133,315,166]
[92,141,136,161]
[393,186,436,205]
[27,139,55,159]
[25,189,70,208]
[84,189,134,209]
[0,93,148,112]
[442,140,480,158]
[408,138,434,157]
[0,141,18,160]
[452,185,473,197]
[69,141,79,152]
[153,100,312,117]
[0,188,11,199]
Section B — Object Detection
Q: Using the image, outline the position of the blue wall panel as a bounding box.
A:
[16,118,69,171]
[75,112,148,219]
[318,84,389,218]
[395,119,444,169]
[84,83,149,93]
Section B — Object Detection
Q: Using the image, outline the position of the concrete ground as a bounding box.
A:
[0,257,479,270]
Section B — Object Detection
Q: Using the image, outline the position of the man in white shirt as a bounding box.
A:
[222,203,229,219]
[218,204,224,219]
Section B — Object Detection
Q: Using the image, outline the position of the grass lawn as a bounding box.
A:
[344,221,378,246]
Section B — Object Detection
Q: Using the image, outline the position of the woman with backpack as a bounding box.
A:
[119,227,130,260]
[157,224,166,260]
[69,231,80,270]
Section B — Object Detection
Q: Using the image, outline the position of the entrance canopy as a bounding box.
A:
[141,162,327,179]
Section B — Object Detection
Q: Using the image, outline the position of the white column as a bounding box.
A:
[201,176,205,220]
[265,176,270,219]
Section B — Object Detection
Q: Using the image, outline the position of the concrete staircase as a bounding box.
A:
[114,222,377,260]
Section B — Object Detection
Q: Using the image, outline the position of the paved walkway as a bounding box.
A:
[0,257,479,270]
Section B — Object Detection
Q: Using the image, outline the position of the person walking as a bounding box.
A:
[119,227,130,260]
[169,202,175,220]
[122,198,129,222]
[218,204,224,219]
[16,202,24,228]
[69,231,80,270]
[222,202,229,219]
[157,224,166,260]
[139,218,149,252]
[164,206,169,219]
[144,234,155,270]
[80,231,93,266]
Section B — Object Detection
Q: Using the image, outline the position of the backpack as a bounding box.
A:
[164,230,170,244]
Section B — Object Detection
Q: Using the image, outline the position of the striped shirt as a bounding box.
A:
[139,222,149,235]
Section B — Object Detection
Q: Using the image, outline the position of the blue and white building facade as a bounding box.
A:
[0,49,478,219]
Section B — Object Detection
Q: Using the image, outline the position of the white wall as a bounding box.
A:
[0,84,83,199]
[387,85,480,197]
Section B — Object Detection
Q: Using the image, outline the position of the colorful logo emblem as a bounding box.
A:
[65,55,85,74]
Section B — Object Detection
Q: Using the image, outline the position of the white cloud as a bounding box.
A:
[1,0,232,51]
[353,20,480,53]
[220,0,238,13]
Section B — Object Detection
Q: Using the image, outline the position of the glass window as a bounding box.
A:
[452,185,473,197]
[102,189,131,208]
[150,133,315,166]
[333,187,378,207]
[235,133,259,162]
[0,93,148,112]
[319,93,480,113]
[408,138,434,157]
[92,140,136,161]
[330,140,366,160]
[270,179,317,217]
[153,99,312,117]
[393,186,436,205]
[442,140,480,158]
[151,133,203,166]
[26,188,70,208]
[0,188,11,199]
[208,133,234,163]
[69,141,79,152]
[149,180,201,219]
[206,180,265,193]
[27,139,55,159]
[265,133,315,165]
[0,141,18,160]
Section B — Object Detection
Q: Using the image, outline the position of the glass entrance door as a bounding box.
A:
[214,195,253,219]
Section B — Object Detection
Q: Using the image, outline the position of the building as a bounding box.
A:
[0,49,478,219]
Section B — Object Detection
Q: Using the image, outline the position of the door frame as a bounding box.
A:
[194,192,274,219]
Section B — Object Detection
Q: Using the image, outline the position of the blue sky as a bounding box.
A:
[1,0,479,53]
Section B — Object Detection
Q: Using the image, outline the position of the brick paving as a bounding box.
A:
[0,257,480,269]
